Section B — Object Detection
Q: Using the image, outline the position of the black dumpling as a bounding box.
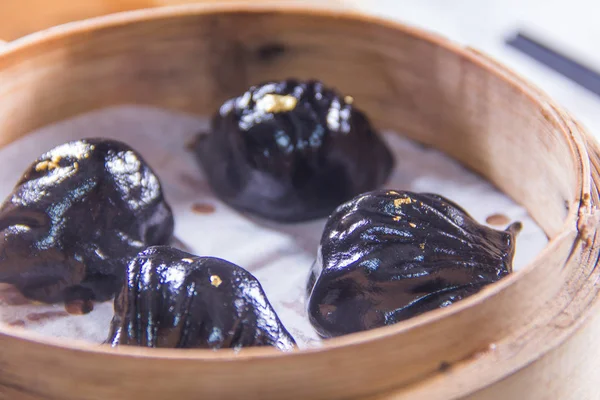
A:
[194,79,394,222]
[307,190,520,338]
[108,246,296,351]
[0,139,174,304]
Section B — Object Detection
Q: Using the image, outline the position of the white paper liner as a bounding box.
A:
[0,106,548,348]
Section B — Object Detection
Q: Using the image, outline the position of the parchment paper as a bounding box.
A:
[0,106,548,348]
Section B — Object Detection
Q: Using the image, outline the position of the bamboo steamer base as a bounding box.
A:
[0,4,599,400]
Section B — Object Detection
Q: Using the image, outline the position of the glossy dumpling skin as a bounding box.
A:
[0,139,174,304]
[307,190,520,338]
[108,246,296,351]
[194,79,394,222]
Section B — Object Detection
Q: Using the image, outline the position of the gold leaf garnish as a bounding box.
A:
[210,275,223,287]
[256,94,298,113]
[409,222,417,228]
[344,95,354,105]
[393,216,401,222]
[394,197,412,207]
[35,160,60,172]
[35,161,50,172]
[419,243,425,250]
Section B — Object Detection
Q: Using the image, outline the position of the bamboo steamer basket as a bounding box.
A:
[0,4,599,400]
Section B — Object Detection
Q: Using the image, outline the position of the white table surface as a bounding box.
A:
[346,0,600,139]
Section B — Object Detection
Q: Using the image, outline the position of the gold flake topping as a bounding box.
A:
[210,275,223,287]
[419,243,425,250]
[409,222,417,228]
[181,258,194,263]
[344,95,354,105]
[256,94,298,113]
[394,197,413,207]
[35,160,60,172]
[393,216,401,222]
[35,161,50,172]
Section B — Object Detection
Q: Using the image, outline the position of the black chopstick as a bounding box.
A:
[506,32,600,97]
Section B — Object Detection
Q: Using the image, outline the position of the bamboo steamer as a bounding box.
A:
[0,4,599,400]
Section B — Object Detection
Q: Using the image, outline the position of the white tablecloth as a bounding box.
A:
[347,0,600,139]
